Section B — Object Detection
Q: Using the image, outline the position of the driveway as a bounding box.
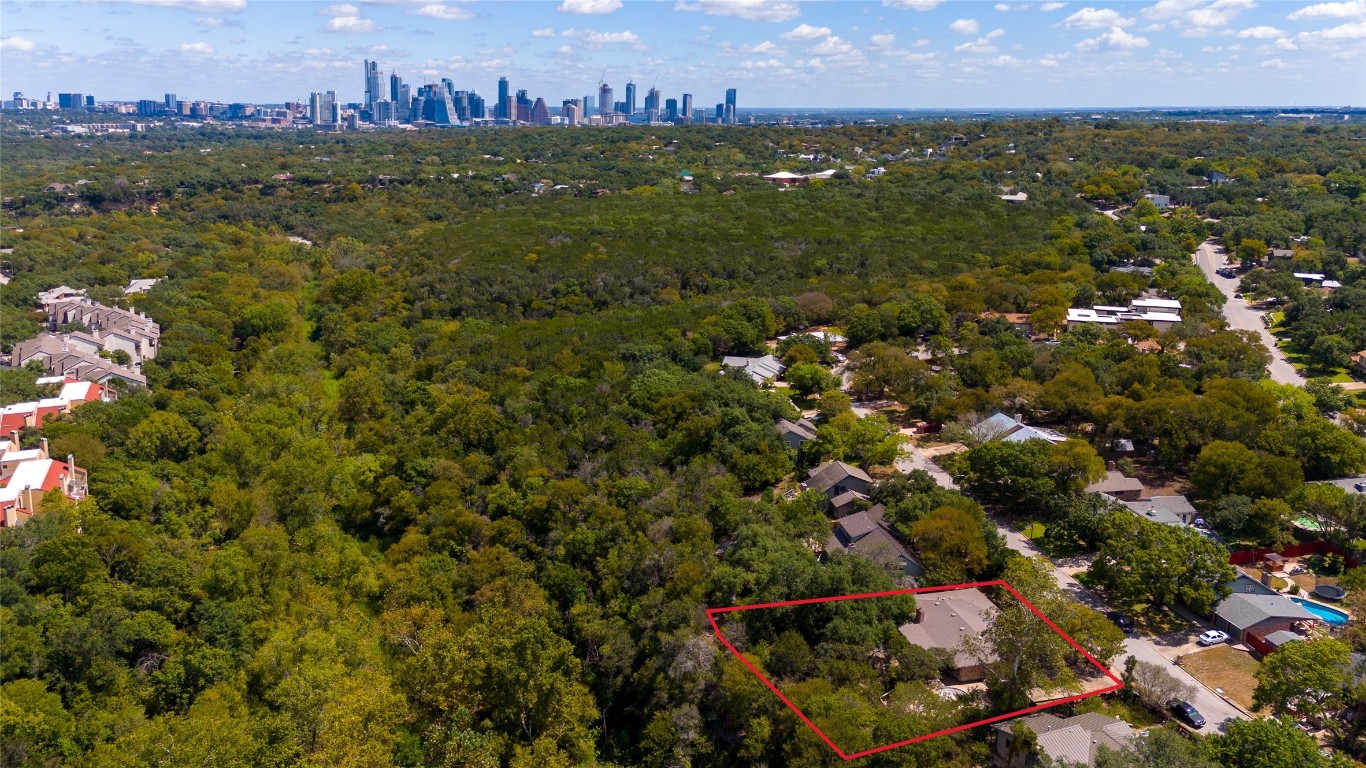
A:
[1194,240,1305,386]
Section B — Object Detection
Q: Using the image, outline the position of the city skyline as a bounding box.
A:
[1,1,1364,109]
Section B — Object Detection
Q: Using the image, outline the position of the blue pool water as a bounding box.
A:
[1293,598,1350,626]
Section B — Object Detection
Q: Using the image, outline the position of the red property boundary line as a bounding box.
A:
[705,579,1125,760]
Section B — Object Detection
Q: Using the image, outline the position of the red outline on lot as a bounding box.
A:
[706,579,1125,760]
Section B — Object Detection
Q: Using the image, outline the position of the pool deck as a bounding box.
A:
[1291,596,1351,624]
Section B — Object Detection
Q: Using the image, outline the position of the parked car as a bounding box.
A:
[1198,630,1230,646]
[1107,611,1135,633]
[1354,481,1366,493]
[1170,700,1206,729]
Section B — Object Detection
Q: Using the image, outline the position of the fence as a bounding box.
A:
[1227,540,1358,568]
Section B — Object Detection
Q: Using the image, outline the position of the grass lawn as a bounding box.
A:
[1018,521,1046,539]
[1092,591,1195,635]
[1241,567,1288,591]
[1180,646,1262,713]
[1075,695,1162,728]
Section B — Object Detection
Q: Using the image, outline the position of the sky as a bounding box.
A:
[0,0,1363,109]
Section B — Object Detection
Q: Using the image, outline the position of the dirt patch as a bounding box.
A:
[1179,646,1263,713]
[1130,459,1195,498]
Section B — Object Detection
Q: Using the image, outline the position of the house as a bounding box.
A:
[1207,170,1232,185]
[826,505,924,579]
[36,285,86,307]
[1353,351,1366,377]
[1213,575,1318,642]
[1143,193,1171,210]
[721,354,785,385]
[1121,495,1197,527]
[971,412,1068,445]
[776,418,819,451]
[1267,248,1295,260]
[991,712,1135,768]
[981,312,1034,337]
[1066,301,1182,332]
[45,298,160,361]
[829,489,870,517]
[0,448,88,524]
[898,588,999,682]
[1294,272,1327,285]
[1085,470,1145,502]
[9,334,147,387]
[763,171,807,186]
[123,278,160,295]
[803,460,872,501]
[999,191,1029,203]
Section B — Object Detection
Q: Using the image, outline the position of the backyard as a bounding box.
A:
[1179,646,1263,713]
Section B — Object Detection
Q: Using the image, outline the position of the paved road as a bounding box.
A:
[899,442,1249,733]
[1194,240,1305,386]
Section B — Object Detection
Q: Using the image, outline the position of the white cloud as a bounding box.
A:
[324,15,377,33]
[1141,0,1255,29]
[1076,25,1150,50]
[869,32,896,47]
[560,28,643,47]
[1038,54,1061,65]
[1040,1,1066,9]
[954,29,1004,52]
[740,58,786,68]
[1271,36,1298,49]
[559,0,623,14]
[556,44,573,53]
[178,40,214,53]
[194,16,223,28]
[1320,19,1366,35]
[674,0,800,22]
[532,27,557,37]
[1261,57,1289,67]
[810,35,854,54]
[411,4,475,20]
[989,54,1022,64]
[1287,1,1366,20]
[781,23,831,40]
[950,18,980,34]
[1236,25,1283,37]
[882,0,943,8]
[322,4,359,16]
[996,3,1010,9]
[0,35,36,51]
[1064,7,1134,28]
[127,0,246,11]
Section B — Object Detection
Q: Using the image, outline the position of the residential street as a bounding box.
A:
[1194,240,1306,386]
[899,442,1250,733]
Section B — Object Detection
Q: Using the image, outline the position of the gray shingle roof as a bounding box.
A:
[806,460,872,494]
[1086,471,1145,495]
[1216,592,1317,632]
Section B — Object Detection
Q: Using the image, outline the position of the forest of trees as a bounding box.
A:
[1,116,1364,767]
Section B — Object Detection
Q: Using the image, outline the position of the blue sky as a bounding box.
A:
[1,0,1363,108]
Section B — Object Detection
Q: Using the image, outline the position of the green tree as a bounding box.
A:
[1206,717,1331,768]
[125,410,200,462]
[909,507,989,585]
[785,362,838,399]
[1047,439,1106,494]
[1254,637,1352,722]
[961,439,1054,513]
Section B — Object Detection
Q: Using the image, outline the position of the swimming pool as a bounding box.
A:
[1293,598,1350,626]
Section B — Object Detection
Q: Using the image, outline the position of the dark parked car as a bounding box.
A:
[1107,611,1135,633]
[1170,700,1206,729]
